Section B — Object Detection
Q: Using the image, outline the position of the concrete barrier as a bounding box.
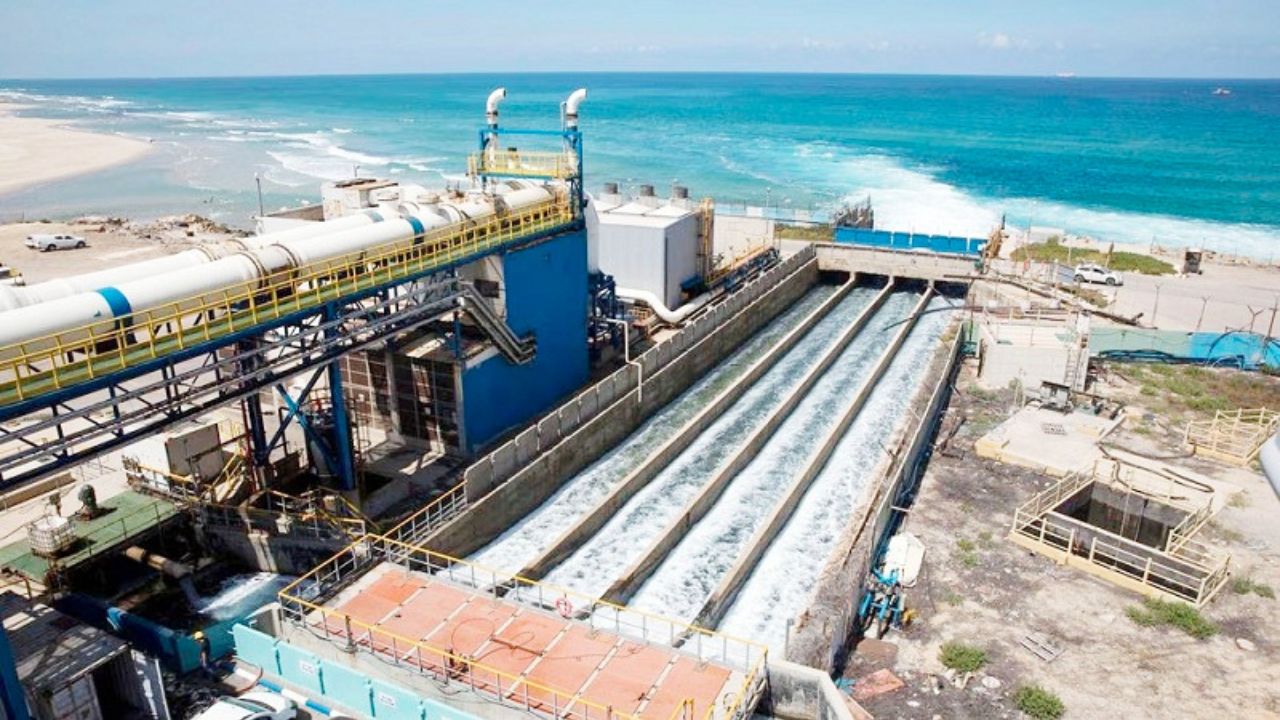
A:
[597,281,890,604]
[764,659,866,720]
[695,290,933,631]
[427,251,820,558]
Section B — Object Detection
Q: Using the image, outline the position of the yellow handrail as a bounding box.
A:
[0,198,573,403]
[468,150,578,180]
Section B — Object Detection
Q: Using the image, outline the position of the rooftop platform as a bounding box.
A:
[278,537,766,720]
[0,489,178,581]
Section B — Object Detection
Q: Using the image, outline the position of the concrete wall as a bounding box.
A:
[787,328,963,670]
[460,229,589,453]
[426,249,820,558]
[763,660,864,720]
[816,241,978,282]
[200,524,348,575]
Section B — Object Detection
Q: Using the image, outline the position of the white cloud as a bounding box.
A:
[979,31,1035,51]
[801,37,844,50]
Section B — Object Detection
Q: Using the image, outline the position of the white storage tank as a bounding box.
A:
[591,198,700,310]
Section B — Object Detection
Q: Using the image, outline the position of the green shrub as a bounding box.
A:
[938,641,987,673]
[1126,598,1218,639]
[1014,684,1065,720]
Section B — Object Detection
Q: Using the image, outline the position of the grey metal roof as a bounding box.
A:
[0,592,127,692]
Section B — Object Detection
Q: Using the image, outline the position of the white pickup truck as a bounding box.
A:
[25,233,87,252]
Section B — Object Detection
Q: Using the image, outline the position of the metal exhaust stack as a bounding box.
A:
[485,87,507,128]
[563,88,587,129]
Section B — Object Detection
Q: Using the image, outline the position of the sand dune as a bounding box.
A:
[0,103,151,196]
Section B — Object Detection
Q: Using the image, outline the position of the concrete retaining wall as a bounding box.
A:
[763,660,865,720]
[816,241,977,282]
[426,249,820,558]
[201,525,349,575]
[786,325,964,670]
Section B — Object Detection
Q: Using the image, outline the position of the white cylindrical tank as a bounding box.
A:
[0,210,388,312]
[0,183,559,362]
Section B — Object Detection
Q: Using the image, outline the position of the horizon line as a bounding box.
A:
[2,69,1278,83]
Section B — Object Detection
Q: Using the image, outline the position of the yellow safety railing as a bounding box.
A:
[0,198,573,405]
[468,150,578,180]
[277,534,768,720]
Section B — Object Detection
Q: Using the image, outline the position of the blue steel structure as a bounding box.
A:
[0,116,587,492]
[459,229,588,452]
[0,625,28,720]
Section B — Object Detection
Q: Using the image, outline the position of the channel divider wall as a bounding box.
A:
[692,288,934,631]
[594,281,895,604]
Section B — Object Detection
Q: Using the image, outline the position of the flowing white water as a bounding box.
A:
[623,292,920,622]
[717,297,954,651]
[543,289,880,597]
[195,572,295,622]
[469,283,839,573]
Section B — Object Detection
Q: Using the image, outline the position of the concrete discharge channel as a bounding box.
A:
[719,295,955,651]
[467,276,947,650]
[442,266,958,648]
[538,284,895,596]
[626,290,934,630]
[468,280,842,573]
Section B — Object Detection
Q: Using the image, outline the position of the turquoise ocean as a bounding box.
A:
[1,73,1277,257]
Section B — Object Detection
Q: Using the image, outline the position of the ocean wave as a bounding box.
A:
[267,149,360,182]
[832,153,1280,256]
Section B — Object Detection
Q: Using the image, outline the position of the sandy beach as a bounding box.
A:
[0,103,151,196]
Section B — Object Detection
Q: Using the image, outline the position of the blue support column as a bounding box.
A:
[323,303,357,492]
[0,625,29,720]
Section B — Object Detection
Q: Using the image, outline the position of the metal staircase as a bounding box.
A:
[458,283,537,364]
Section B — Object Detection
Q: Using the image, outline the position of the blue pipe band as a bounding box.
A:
[95,287,132,318]
[407,216,425,245]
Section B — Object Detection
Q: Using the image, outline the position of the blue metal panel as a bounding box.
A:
[834,227,986,256]
[232,624,281,674]
[370,678,424,720]
[277,643,325,695]
[318,659,373,716]
[460,229,589,452]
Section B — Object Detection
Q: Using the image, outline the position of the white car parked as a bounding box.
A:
[1073,263,1123,286]
[192,691,297,720]
[25,233,87,252]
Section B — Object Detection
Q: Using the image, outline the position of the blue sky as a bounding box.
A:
[1,0,1276,79]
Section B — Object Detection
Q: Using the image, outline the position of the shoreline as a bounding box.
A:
[0,102,152,197]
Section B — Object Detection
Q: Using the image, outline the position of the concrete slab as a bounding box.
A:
[974,406,1122,476]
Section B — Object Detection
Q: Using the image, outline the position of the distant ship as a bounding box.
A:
[1055,72,1076,79]
[1212,87,1232,96]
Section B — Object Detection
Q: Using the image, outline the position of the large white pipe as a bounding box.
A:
[617,287,713,325]
[1262,430,1280,499]
[485,87,506,127]
[0,210,386,312]
[0,185,558,356]
[564,88,587,128]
